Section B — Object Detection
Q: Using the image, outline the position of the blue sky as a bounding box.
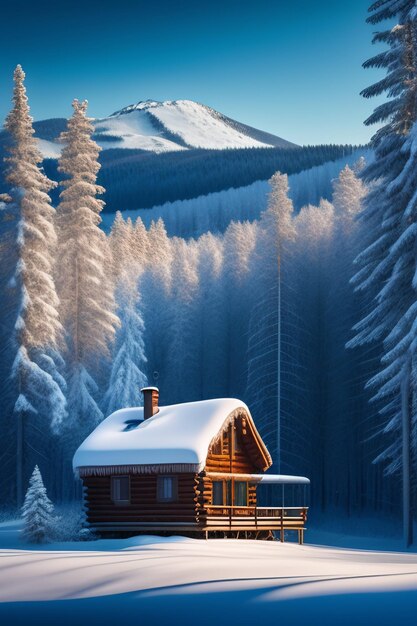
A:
[0,0,385,145]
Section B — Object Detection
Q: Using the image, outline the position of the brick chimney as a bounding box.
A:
[141,387,159,420]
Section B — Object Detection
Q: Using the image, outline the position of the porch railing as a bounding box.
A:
[200,505,308,541]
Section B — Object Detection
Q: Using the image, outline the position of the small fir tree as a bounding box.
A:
[22,466,56,543]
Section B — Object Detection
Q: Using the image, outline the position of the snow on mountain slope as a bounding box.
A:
[144,100,274,149]
[93,103,188,152]
[34,99,295,157]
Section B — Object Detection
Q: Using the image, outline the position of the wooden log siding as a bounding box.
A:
[84,473,199,525]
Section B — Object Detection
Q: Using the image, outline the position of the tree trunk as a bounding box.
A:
[401,363,413,547]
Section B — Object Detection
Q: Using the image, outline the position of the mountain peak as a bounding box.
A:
[110,100,162,116]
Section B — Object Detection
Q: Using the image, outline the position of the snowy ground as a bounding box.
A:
[1,520,417,626]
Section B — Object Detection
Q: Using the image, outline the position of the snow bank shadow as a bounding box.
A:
[2,578,417,626]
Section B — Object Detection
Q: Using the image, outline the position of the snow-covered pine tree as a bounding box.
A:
[104,213,148,414]
[22,465,56,543]
[56,100,119,444]
[132,216,150,269]
[196,232,226,399]
[322,164,369,514]
[165,237,200,403]
[246,172,296,474]
[350,3,417,545]
[4,65,66,505]
[103,288,148,414]
[222,220,257,397]
[141,218,173,396]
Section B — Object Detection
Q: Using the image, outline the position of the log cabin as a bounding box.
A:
[73,387,310,541]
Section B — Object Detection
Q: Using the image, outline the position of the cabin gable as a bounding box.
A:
[204,410,271,474]
[198,411,272,512]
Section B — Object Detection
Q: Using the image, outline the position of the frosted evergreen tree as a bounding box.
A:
[165,237,200,402]
[332,161,366,235]
[105,213,148,414]
[246,172,296,474]
[104,288,148,414]
[141,219,173,394]
[222,220,257,396]
[22,466,56,543]
[56,100,119,441]
[351,3,417,545]
[132,216,150,269]
[109,212,138,280]
[4,65,66,505]
[197,232,226,398]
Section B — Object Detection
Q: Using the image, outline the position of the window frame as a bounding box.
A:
[157,475,179,503]
[234,481,248,507]
[111,475,130,506]
[211,479,232,506]
[212,480,224,505]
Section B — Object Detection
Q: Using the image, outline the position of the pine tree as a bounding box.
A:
[351,3,417,545]
[222,220,257,396]
[105,213,148,414]
[4,65,66,505]
[22,465,56,543]
[165,237,200,402]
[197,232,226,398]
[246,172,296,474]
[141,219,173,395]
[103,288,148,414]
[56,100,119,442]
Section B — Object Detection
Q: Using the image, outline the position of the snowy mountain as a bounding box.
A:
[35,99,297,156]
[0,103,354,214]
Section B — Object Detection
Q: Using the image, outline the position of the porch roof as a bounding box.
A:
[205,472,310,485]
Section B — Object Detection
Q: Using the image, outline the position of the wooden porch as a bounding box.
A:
[200,505,308,543]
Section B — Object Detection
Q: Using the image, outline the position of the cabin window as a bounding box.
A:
[157,476,178,502]
[212,480,232,506]
[212,481,223,505]
[111,476,130,505]
[234,481,248,506]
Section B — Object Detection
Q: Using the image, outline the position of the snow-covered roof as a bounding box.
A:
[73,398,271,474]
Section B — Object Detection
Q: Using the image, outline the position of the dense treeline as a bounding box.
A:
[96,144,357,212]
[101,149,370,237]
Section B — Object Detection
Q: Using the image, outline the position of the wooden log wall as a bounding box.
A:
[84,473,199,525]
